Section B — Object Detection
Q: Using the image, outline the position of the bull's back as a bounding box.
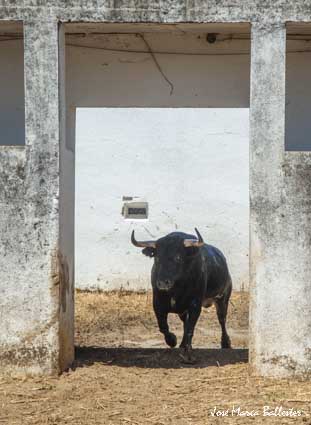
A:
[201,243,231,299]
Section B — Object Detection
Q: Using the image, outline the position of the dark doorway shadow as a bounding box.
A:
[74,346,248,370]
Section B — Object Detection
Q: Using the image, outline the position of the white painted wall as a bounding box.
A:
[68,31,251,290]
[75,108,250,290]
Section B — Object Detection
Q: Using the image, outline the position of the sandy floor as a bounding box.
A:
[1,291,311,424]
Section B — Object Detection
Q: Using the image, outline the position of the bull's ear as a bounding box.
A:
[142,247,156,257]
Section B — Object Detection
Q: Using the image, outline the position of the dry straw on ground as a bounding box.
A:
[1,291,310,424]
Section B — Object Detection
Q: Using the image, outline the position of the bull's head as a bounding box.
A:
[131,229,204,292]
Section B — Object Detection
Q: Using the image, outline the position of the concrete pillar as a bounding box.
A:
[0,20,73,375]
[249,22,311,377]
[59,26,75,373]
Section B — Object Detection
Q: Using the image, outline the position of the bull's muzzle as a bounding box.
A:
[156,279,174,292]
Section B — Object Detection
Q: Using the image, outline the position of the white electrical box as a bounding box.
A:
[122,197,148,220]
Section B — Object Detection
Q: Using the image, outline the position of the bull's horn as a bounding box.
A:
[131,230,156,248]
[184,228,204,247]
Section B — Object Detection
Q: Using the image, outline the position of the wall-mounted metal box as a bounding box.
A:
[122,200,148,220]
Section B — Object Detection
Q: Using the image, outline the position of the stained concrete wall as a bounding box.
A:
[250,23,311,378]
[2,2,311,24]
[286,39,311,151]
[0,21,73,375]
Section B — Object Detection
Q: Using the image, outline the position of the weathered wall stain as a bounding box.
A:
[58,252,70,314]
[50,248,74,373]
[262,354,311,378]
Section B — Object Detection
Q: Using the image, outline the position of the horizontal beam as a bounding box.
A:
[1,2,311,24]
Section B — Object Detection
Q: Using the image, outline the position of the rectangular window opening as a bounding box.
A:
[286,23,311,151]
[0,22,25,146]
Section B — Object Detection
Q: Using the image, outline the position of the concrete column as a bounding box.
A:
[249,22,311,377]
[0,20,73,375]
[59,26,75,372]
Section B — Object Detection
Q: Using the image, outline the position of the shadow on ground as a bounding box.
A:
[74,346,248,370]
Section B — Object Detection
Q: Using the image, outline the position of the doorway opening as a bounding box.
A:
[64,22,250,361]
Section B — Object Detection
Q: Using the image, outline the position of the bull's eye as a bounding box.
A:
[174,254,182,263]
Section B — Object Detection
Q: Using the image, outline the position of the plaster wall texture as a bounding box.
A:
[75,108,249,291]
[1,1,311,377]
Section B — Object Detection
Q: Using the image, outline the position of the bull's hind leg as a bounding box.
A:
[215,289,231,349]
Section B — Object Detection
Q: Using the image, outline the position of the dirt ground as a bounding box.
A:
[1,291,311,424]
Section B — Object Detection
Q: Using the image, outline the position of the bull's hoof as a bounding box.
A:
[221,337,231,349]
[178,347,196,364]
[165,332,177,348]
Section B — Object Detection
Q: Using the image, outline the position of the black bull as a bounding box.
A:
[131,229,232,362]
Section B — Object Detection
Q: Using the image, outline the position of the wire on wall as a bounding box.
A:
[138,34,174,95]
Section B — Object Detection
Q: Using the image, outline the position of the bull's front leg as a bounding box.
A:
[179,300,201,363]
[153,301,177,348]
